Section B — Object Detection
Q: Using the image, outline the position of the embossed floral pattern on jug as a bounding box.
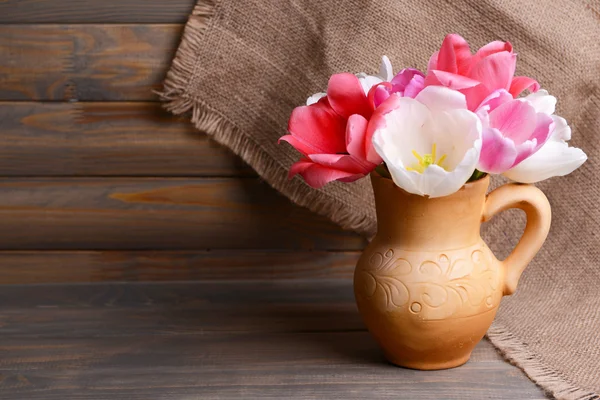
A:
[358,243,502,319]
[354,173,551,370]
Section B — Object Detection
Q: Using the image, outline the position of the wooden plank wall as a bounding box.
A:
[0,0,364,284]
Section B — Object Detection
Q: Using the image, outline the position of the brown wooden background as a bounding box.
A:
[0,0,366,285]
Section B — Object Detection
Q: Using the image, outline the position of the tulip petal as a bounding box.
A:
[372,132,419,195]
[437,34,472,75]
[293,162,364,188]
[478,127,518,173]
[285,102,346,155]
[358,74,384,96]
[468,51,517,109]
[469,51,516,89]
[523,89,556,115]
[289,158,314,178]
[476,89,513,113]
[528,112,554,150]
[327,73,372,119]
[403,75,425,98]
[503,140,587,183]
[367,95,431,164]
[425,70,481,90]
[424,109,482,170]
[417,164,450,197]
[550,116,571,141]
[379,55,394,81]
[427,51,439,74]
[471,41,513,68]
[279,135,318,156]
[346,114,369,158]
[509,76,541,97]
[513,139,537,166]
[306,92,326,105]
[488,99,536,144]
[345,114,371,162]
[428,146,480,198]
[391,68,426,95]
[367,82,393,109]
[308,153,370,174]
[415,85,468,113]
[440,145,481,195]
[373,86,391,108]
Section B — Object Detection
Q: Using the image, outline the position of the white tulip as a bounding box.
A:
[356,55,393,95]
[372,86,482,198]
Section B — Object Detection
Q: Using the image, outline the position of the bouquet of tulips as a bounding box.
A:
[280,34,587,197]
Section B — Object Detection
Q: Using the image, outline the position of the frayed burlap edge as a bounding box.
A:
[159,0,376,237]
[487,322,599,400]
[159,1,598,398]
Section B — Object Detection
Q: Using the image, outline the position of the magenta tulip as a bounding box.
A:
[280,73,382,188]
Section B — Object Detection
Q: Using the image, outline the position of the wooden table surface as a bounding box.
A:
[0,280,547,399]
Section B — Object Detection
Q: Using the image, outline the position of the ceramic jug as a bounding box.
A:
[354,172,551,370]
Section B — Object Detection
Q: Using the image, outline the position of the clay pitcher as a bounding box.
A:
[354,172,551,370]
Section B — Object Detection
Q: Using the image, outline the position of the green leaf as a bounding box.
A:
[467,169,487,182]
[375,164,392,179]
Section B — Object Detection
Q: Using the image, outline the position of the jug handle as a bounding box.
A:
[482,183,552,296]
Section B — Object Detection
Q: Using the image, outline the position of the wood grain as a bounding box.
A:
[0,102,253,177]
[0,178,365,250]
[0,250,358,284]
[0,335,547,400]
[0,0,196,23]
[0,281,547,399]
[0,24,182,101]
[0,281,362,334]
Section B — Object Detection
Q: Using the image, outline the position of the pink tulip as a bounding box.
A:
[280,73,382,188]
[425,34,540,110]
[476,90,554,174]
[369,68,425,108]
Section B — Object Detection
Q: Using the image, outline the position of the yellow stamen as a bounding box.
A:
[411,150,423,162]
[406,143,448,174]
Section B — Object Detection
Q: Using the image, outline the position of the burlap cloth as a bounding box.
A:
[162,1,600,398]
